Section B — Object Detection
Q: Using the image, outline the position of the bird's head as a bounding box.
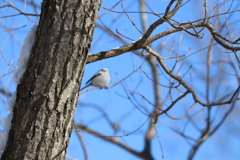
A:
[101,68,108,73]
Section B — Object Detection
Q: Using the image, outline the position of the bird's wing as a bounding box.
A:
[85,73,101,85]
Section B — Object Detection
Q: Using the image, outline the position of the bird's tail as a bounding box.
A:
[80,85,90,91]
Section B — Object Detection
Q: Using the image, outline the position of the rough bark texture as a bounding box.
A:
[1,0,101,159]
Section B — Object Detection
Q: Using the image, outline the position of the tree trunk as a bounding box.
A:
[1,0,101,159]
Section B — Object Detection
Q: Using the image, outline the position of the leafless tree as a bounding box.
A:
[1,0,240,160]
[1,0,101,159]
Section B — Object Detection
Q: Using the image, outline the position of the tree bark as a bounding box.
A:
[1,0,101,159]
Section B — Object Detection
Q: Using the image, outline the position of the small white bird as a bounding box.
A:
[80,68,110,91]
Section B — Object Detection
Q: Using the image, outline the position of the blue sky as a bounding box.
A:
[1,0,240,160]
